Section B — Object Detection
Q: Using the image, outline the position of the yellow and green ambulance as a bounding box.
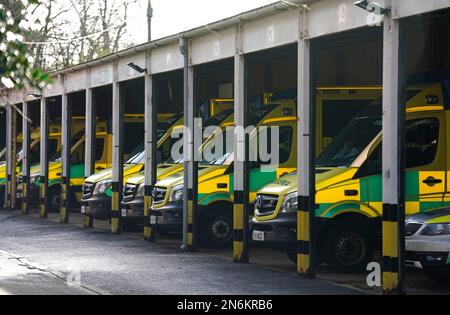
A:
[80,113,185,220]
[24,121,110,211]
[122,87,382,247]
[120,109,236,226]
[251,82,449,272]
[25,115,145,212]
[1,120,86,207]
[147,99,298,247]
[81,99,239,223]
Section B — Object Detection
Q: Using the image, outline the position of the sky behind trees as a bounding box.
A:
[3,0,277,72]
[130,0,277,42]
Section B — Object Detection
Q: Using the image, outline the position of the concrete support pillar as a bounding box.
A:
[144,51,157,241]
[60,75,71,223]
[21,94,31,215]
[3,101,9,208]
[39,96,49,218]
[5,104,10,209]
[233,24,249,263]
[83,85,95,228]
[5,103,17,210]
[181,38,198,251]
[382,12,406,295]
[297,9,316,277]
[111,62,124,234]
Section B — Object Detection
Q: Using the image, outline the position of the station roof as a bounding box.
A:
[51,0,312,75]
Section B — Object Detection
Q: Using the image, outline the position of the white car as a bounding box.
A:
[406,209,450,283]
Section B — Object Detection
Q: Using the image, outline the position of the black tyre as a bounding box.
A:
[48,186,61,213]
[324,221,373,273]
[200,208,233,248]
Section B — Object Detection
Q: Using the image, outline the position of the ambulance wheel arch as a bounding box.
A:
[319,212,378,273]
[49,183,82,212]
[48,184,61,213]
[199,201,234,248]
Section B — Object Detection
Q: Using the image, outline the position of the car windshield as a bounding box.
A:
[126,142,145,164]
[15,143,24,160]
[125,127,169,164]
[248,104,278,126]
[203,109,233,129]
[316,100,382,168]
[50,151,62,163]
[160,114,182,130]
[163,110,235,165]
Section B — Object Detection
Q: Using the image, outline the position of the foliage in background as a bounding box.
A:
[5,0,139,71]
[0,0,50,90]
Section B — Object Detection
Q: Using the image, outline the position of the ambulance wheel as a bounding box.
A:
[48,186,61,213]
[325,221,373,273]
[200,206,233,248]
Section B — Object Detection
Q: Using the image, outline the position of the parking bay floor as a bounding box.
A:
[0,210,360,295]
[0,210,448,295]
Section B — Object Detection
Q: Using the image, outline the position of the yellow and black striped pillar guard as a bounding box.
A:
[297,195,311,275]
[21,176,29,215]
[382,203,402,294]
[60,177,69,223]
[39,176,47,218]
[83,213,94,228]
[82,178,94,228]
[5,175,11,209]
[186,188,195,248]
[111,181,121,233]
[233,190,248,262]
[144,185,154,241]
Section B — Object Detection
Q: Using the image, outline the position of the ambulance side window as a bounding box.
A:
[48,140,58,157]
[355,144,382,178]
[257,126,293,166]
[355,118,439,178]
[279,126,294,164]
[30,140,58,164]
[404,118,439,168]
[71,142,85,164]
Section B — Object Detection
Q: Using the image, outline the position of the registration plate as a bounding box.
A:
[252,230,265,242]
[121,209,128,217]
[150,215,158,225]
[81,205,89,214]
